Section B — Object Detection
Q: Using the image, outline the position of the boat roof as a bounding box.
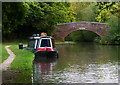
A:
[29,36,53,39]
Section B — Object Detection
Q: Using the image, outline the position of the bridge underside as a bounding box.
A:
[53,22,109,41]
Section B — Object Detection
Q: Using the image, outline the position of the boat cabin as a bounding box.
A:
[27,33,55,52]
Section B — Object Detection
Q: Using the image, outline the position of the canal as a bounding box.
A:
[33,43,119,83]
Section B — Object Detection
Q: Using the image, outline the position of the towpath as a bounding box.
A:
[0,46,16,71]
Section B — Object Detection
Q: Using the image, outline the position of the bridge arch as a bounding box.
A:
[53,22,109,41]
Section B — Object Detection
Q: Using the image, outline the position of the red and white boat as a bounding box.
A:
[28,32,58,58]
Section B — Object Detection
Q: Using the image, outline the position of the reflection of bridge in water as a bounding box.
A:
[53,22,109,41]
[33,57,57,83]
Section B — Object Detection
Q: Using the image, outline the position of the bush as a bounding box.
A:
[106,34,120,44]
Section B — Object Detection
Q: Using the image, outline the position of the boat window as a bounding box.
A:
[28,39,36,48]
[40,39,51,47]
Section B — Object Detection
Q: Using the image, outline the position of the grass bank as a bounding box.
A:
[1,44,9,64]
[10,44,34,83]
[2,43,34,83]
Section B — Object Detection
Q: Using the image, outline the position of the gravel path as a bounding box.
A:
[0,46,16,71]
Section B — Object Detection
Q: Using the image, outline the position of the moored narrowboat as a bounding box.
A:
[27,32,58,58]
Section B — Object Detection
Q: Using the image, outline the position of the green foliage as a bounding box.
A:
[107,15,120,44]
[65,31,99,42]
[106,34,120,44]
[94,36,101,43]
[108,15,119,33]
[24,2,76,31]
[2,2,120,44]
[2,2,27,40]
[67,2,98,42]
[99,39,108,45]
[70,2,96,22]
[66,2,120,44]
[98,34,120,45]
[96,2,120,44]
[96,2,119,23]
[2,2,76,41]
[67,31,85,42]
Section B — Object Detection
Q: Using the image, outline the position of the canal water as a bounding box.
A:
[33,43,119,83]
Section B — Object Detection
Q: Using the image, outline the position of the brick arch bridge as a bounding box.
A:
[53,22,109,41]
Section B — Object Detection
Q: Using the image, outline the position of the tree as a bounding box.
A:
[66,2,98,42]
[96,2,120,44]
[21,2,76,36]
[70,2,97,22]
[96,2,118,23]
[2,2,76,41]
[2,2,27,40]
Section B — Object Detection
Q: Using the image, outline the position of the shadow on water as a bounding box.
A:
[32,56,58,84]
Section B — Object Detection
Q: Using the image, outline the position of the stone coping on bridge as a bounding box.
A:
[56,22,108,26]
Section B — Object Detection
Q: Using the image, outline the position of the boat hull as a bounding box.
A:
[35,51,58,58]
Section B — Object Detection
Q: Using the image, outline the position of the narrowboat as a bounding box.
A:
[27,32,58,58]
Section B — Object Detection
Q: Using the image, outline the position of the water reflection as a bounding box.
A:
[33,57,57,83]
[56,62,118,83]
[33,43,119,83]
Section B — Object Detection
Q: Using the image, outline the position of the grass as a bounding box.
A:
[1,43,19,64]
[3,43,34,83]
[1,44,9,64]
